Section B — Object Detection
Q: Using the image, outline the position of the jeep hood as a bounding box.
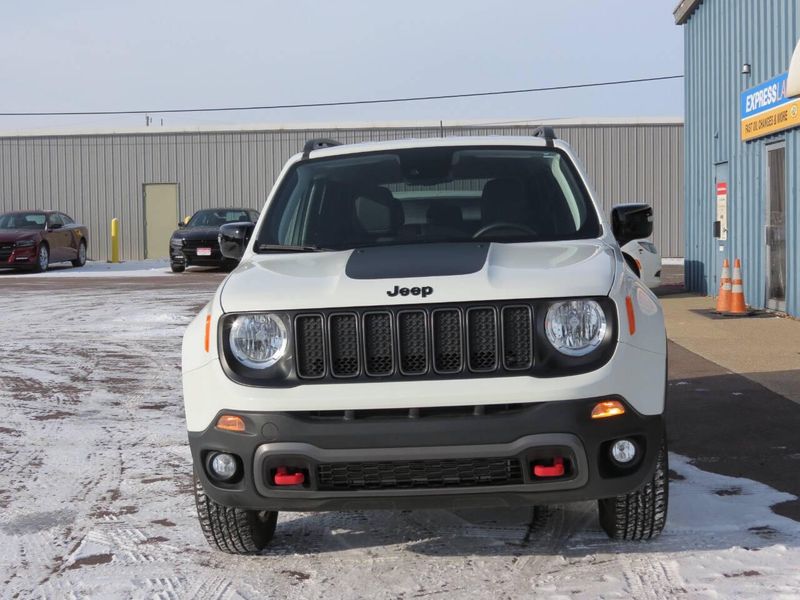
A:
[219,240,617,312]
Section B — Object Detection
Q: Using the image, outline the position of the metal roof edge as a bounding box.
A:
[0,117,684,139]
[674,0,703,25]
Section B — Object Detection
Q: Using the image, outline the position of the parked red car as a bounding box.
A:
[0,211,89,272]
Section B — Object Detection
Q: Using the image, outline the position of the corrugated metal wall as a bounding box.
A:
[0,122,683,262]
[683,0,799,316]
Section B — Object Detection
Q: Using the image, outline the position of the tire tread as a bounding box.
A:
[598,440,668,541]
[193,473,277,554]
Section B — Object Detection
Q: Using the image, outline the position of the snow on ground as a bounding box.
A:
[1,282,799,599]
[0,259,177,278]
[661,258,684,266]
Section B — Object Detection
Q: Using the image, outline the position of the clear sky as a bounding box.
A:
[0,0,683,131]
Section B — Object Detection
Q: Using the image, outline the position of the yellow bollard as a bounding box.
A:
[110,218,120,263]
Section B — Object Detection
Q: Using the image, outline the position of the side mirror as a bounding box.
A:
[611,204,653,247]
[177,221,186,229]
[48,223,63,230]
[219,222,255,260]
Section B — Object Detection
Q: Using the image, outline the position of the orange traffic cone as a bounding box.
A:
[716,258,731,313]
[727,258,748,315]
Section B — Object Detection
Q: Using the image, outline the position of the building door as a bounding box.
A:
[765,144,786,312]
[143,184,178,259]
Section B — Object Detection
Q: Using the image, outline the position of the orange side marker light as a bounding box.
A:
[216,414,246,432]
[591,400,626,420]
[625,295,636,335]
[204,314,212,353]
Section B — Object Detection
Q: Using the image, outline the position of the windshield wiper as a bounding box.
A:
[255,243,330,253]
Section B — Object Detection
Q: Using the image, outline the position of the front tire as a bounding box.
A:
[193,473,278,554]
[171,262,186,273]
[598,439,668,540]
[34,244,49,273]
[72,241,87,267]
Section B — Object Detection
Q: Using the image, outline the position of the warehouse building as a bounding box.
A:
[676,0,800,315]
[0,119,683,262]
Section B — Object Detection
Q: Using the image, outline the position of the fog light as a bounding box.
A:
[209,452,238,480]
[611,439,637,464]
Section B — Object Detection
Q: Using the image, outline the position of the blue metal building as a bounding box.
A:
[676,0,800,316]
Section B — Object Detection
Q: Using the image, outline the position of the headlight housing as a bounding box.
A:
[170,237,185,247]
[544,300,607,356]
[14,239,36,248]
[228,313,288,369]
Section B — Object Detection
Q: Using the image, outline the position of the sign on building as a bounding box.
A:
[715,181,728,241]
[741,72,800,141]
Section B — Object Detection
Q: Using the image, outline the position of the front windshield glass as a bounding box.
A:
[187,209,253,228]
[0,212,46,230]
[256,147,600,251]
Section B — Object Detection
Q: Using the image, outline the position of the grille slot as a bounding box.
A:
[363,312,394,376]
[466,307,498,372]
[397,311,429,375]
[328,313,359,377]
[501,306,533,370]
[182,239,218,249]
[317,457,523,491]
[295,315,325,378]
[432,309,463,373]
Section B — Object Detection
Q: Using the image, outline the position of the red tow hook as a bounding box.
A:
[533,457,565,478]
[274,467,305,486]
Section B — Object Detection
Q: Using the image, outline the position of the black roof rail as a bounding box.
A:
[532,126,556,147]
[302,138,341,159]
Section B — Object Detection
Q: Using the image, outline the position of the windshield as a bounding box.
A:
[256,147,600,251]
[0,212,46,230]
[187,209,254,228]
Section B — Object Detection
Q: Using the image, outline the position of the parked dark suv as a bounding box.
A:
[169,208,259,273]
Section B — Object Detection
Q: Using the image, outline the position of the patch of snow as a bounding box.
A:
[662,257,685,266]
[0,259,174,277]
[668,454,799,534]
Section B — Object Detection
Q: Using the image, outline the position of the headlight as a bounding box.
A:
[545,300,607,356]
[170,237,185,247]
[14,239,35,248]
[228,313,288,369]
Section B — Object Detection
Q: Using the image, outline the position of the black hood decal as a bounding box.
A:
[345,243,489,280]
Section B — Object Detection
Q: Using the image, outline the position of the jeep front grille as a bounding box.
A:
[294,301,534,381]
[316,457,523,491]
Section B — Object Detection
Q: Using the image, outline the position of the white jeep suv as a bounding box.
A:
[182,131,668,554]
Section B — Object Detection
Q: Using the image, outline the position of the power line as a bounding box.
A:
[0,75,683,117]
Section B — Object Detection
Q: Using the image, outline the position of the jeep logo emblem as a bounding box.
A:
[387,285,433,298]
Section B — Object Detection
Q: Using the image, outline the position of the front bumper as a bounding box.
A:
[190,397,665,511]
[1,245,38,267]
[171,244,231,267]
